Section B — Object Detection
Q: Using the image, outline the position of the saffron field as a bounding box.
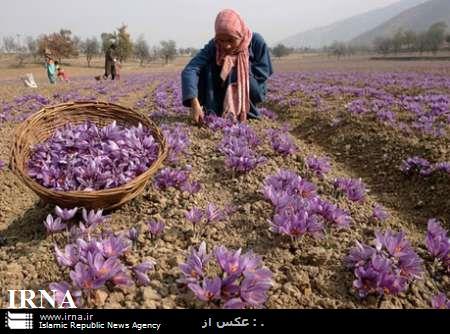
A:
[0,57,449,309]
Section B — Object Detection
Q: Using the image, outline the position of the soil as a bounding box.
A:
[0,58,448,309]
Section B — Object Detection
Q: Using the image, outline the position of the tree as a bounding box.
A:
[392,29,404,54]
[329,41,347,59]
[426,21,447,54]
[2,36,18,53]
[101,32,116,53]
[373,37,392,55]
[159,40,177,64]
[116,24,133,62]
[25,36,39,62]
[81,37,100,67]
[271,43,292,58]
[134,35,150,66]
[37,29,79,62]
[403,30,417,52]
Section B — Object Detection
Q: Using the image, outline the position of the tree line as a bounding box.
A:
[372,22,449,55]
[258,21,450,60]
[0,24,197,67]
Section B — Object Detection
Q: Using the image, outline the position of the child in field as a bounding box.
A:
[114,59,122,80]
[181,9,273,124]
[55,61,69,82]
[44,56,57,84]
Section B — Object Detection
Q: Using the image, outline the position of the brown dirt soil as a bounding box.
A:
[0,57,448,309]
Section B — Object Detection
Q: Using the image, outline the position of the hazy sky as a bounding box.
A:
[0,0,402,48]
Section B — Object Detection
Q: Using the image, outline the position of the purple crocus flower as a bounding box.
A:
[55,206,78,221]
[127,227,140,242]
[319,201,351,229]
[0,159,5,171]
[99,235,131,258]
[271,207,324,239]
[240,270,273,307]
[70,263,106,290]
[375,230,411,258]
[204,203,226,224]
[44,214,67,233]
[372,204,389,222]
[27,121,160,191]
[306,155,331,178]
[147,219,165,238]
[266,128,297,156]
[179,180,202,194]
[161,124,191,164]
[223,298,246,309]
[345,241,376,268]
[347,229,423,298]
[431,293,450,309]
[334,178,367,202]
[188,277,222,302]
[133,260,156,286]
[215,246,244,276]
[425,219,449,259]
[111,271,133,287]
[87,252,123,281]
[400,156,431,175]
[48,281,82,307]
[178,242,210,284]
[82,208,110,227]
[185,208,204,227]
[54,244,79,268]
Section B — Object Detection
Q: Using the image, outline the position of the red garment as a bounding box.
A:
[57,69,69,81]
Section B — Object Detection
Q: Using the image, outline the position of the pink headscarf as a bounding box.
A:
[215,9,252,122]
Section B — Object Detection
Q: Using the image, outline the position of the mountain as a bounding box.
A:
[279,0,427,49]
[351,0,450,46]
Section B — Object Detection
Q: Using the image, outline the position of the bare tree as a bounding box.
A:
[80,37,100,67]
[271,44,293,58]
[2,36,18,53]
[159,40,177,64]
[426,21,447,54]
[373,37,392,56]
[25,36,39,62]
[134,35,150,66]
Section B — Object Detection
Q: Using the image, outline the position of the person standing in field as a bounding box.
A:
[44,55,57,84]
[55,61,69,82]
[181,9,273,124]
[104,44,117,80]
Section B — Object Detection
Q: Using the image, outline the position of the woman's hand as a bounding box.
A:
[191,98,204,125]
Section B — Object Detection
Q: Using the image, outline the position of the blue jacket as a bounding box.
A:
[181,33,273,118]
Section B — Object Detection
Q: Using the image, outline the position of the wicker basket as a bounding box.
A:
[10,101,168,210]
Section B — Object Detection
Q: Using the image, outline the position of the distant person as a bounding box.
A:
[181,9,273,124]
[21,73,38,88]
[104,44,117,80]
[44,56,57,84]
[55,61,69,82]
[114,60,122,80]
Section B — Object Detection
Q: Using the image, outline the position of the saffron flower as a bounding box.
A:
[372,204,389,222]
[425,219,449,271]
[334,177,367,202]
[179,242,272,309]
[346,230,423,298]
[147,219,165,238]
[44,214,67,233]
[431,293,450,309]
[55,206,78,221]
[306,155,331,178]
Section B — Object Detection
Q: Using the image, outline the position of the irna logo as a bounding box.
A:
[7,290,77,309]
